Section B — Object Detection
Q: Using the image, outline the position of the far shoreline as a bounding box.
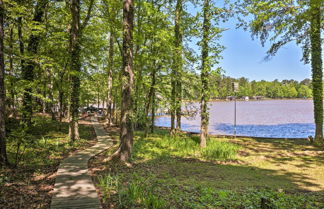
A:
[183,98,313,103]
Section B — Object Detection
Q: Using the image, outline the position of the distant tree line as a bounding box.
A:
[208,76,313,99]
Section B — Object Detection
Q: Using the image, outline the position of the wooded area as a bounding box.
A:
[0,0,323,208]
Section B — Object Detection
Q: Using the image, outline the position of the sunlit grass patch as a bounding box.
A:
[96,168,324,209]
[132,130,240,162]
[91,127,324,208]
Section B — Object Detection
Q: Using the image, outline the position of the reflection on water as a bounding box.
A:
[155,100,316,138]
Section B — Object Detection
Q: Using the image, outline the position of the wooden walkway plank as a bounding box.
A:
[50,117,112,209]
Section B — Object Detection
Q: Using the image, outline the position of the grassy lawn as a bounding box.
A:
[0,116,97,209]
[90,127,324,209]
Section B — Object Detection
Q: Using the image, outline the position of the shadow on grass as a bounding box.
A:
[92,154,324,208]
[89,127,324,208]
[233,137,324,170]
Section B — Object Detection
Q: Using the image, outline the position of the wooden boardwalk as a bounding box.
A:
[51,118,112,209]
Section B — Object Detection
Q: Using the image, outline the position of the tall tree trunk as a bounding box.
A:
[18,16,24,74]
[310,0,323,144]
[119,0,134,162]
[171,75,176,133]
[0,0,8,166]
[9,27,15,112]
[42,80,47,113]
[200,0,211,148]
[172,0,183,133]
[144,68,156,136]
[58,71,65,123]
[107,33,114,126]
[69,0,81,142]
[22,0,48,126]
[151,75,156,134]
[113,87,118,124]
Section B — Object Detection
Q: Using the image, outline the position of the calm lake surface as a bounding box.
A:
[155,99,316,138]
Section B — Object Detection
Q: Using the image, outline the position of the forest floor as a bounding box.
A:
[0,115,97,209]
[89,125,324,209]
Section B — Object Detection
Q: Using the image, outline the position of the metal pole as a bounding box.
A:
[234,94,237,138]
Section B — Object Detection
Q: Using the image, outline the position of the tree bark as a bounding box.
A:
[310,0,323,144]
[0,0,8,166]
[151,75,156,134]
[8,27,15,112]
[58,70,65,123]
[107,33,114,126]
[200,0,211,148]
[144,67,156,136]
[119,0,134,162]
[22,0,48,126]
[69,0,81,142]
[172,0,183,133]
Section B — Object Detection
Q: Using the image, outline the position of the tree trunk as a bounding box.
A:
[0,0,8,166]
[58,71,65,123]
[310,0,323,144]
[22,0,48,126]
[9,27,15,112]
[144,68,156,136]
[151,79,156,134]
[18,16,24,77]
[107,33,114,126]
[119,0,134,162]
[69,0,81,142]
[200,0,211,148]
[173,0,183,133]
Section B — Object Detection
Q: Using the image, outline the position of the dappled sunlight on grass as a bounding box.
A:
[90,128,324,208]
[232,137,324,191]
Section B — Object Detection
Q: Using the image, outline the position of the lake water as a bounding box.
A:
[155,100,316,138]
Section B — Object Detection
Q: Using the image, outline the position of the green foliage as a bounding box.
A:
[201,140,239,160]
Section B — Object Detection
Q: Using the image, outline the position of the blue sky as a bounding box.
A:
[186,2,312,82]
[219,19,311,82]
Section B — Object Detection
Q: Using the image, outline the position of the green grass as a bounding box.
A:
[92,129,324,208]
[133,129,239,162]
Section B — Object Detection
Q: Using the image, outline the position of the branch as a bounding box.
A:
[80,0,95,32]
[114,34,123,57]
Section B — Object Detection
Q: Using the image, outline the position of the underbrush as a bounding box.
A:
[5,116,94,167]
[133,130,239,162]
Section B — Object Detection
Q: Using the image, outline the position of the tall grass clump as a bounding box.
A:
[97,174,119,201]
[134,130,240,161]
[201,140,239,160]
[118,182,166,208]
